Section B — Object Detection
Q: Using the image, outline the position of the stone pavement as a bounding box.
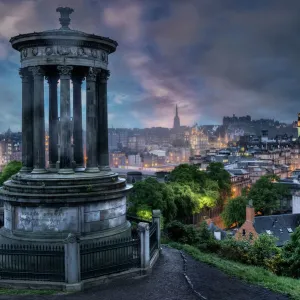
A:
[0,246,289,300]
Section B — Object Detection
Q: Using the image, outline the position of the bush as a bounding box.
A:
[249,234,280,267]
[281,226,300,278]
[218,238,251,264]
[166,221,200,245]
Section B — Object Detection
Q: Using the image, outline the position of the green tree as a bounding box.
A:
[221,196,248,227]
[281,226,300,278]
[248,175,289,215]
[169,164,206,192]
[169,182,198,221]
[128,177,177,223]
[0,161,22,185]
[206,162,231,202]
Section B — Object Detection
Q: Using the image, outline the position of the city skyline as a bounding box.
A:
[0,0,299,131]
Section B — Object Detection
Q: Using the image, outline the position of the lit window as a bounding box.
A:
[287,228,293,233]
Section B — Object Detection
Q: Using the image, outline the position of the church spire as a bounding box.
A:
[173,104,180,132]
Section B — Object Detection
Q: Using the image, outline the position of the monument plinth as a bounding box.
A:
[0,7,132,245]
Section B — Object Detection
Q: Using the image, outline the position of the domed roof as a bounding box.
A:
[10,7,118,54]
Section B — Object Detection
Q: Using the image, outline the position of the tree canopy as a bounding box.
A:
[247,175,289,215]
[0,161,22,186]
[221,196,248,228]
[128,177,177,223]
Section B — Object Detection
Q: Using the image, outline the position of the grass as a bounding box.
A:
[0,288,61,295]
[168,242,300,300]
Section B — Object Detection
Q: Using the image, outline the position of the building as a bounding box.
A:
[236,203,300,246]
[128,154,142,167]
[173,104,180,132]
[228,169,251,197]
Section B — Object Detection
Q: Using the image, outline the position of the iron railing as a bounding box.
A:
[80,237,140,280]
[0,244,65,282]
[149,223,158,259]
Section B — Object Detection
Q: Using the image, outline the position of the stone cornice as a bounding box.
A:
[10,31,118,53]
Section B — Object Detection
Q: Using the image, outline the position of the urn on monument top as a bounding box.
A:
[56,7,74,30]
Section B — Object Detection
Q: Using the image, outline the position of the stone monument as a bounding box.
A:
[0,7,132,245]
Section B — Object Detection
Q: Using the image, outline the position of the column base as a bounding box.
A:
[85,167,100,173]
[75,165,85,172]
[99,165,111,172]
[19,166,33,173]
[58,168,75,175]
[31,168,48,174]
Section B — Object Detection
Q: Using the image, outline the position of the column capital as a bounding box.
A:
[45,73,59,84]
[29,66,44,78]
[86,67,98,82]
[99,69,110,83]
[71,73,85,85]
[57,65,73,79]
[19,68,30,83]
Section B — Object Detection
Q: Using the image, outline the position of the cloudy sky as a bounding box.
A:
[0,0,299,132]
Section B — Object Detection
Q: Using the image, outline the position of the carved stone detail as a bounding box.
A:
[57,65,73,76]
[29,66,44,77]
[77,48,84,56]
[99,69,110,82]
[45,47,53,56]
[86,67,98,81]
[22,49,28,58]
[19,68,30,82]
[57,46,70,55]
[32,47,38,56]
[101,52,107,62]
[92,49,97,58]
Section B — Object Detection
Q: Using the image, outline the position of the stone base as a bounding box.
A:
[31,168,48,174]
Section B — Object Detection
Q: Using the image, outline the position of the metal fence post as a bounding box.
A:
[152,209,161,251]
[64,233,82,291]
[138,222,150,271]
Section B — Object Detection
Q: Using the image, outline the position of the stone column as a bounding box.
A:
[64,233,81,291]
[19,68,33,173]
[138,222,150,271]
[97,69,110,171]
[72,73,84,171]
[29,66,47,174]
[152,210,162,251]
[85,67,99,172]
[57,65,74,174]
[47,73,59,170]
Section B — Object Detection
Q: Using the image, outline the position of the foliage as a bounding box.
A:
[136,204,152,222]
[168,182,198,221]
[281,226,300,278]
[248,175,289,215]
[218,237,252,264]
[165,220,200,245]
[221,196,248,227]
[0,161,22,186]
[250,234,280,267]
[169,243,300,300]
[206,162,231,202]
[168,164,206,193]
[128,177,177,223]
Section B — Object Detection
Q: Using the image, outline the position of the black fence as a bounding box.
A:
[80,237,141,280]
[0,244,65,282]
[149,223,158,259]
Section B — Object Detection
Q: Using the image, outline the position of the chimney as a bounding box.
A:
[246,199,255,222]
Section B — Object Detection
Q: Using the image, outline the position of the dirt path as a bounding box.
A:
[0,246,289,300]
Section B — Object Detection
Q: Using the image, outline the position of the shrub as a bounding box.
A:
[166,221,200,245]
[249,234,280,267]
[281,226,300,278]
[218,237,251,264]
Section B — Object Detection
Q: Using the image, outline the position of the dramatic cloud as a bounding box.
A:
[0,0,299,131]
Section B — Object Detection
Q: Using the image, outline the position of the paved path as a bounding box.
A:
[0,246,289,300]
